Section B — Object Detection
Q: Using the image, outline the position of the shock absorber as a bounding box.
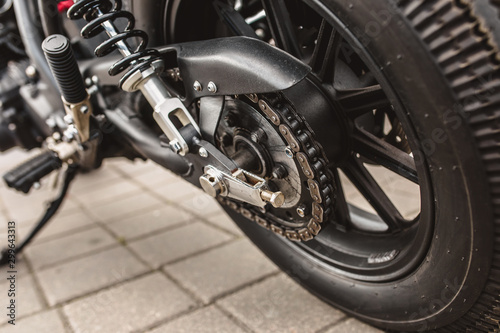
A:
[68,0,200,156]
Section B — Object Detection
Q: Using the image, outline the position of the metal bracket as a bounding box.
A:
[121,62,201,156]
[152,98,200,156]
[63,96,92,142]
[200,165,284,208]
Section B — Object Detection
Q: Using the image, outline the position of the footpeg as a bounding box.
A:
[3,150,62,193]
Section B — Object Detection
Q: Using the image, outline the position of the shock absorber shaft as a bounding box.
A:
[95,7,133,58]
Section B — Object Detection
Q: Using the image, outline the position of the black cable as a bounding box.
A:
[13,0,62,102]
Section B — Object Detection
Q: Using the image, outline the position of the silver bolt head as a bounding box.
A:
[261,190,285,208]
[269,192,285,208]
[199,173,224,198]
[25,65,37,79]
[80,105,89,114]
[169,140,182,154]
[199,147,209,158]
[63,115,74,125]
[251,129,266,143]
[193,81,203,92]
[296,205,307,218]
[207,81,218,93]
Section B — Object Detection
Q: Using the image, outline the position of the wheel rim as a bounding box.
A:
[164,0,436,282]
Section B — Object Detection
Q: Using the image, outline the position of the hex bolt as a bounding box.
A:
[260,190,285,208]
[199,147,209,158]
[296,204,308,218]
[169,140,182,154]
[193,81,203,92]
[251,128,266,143]
[207,81,218,93]
[272,164,288,179]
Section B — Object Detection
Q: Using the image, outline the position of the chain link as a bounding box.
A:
[218,93,336,242]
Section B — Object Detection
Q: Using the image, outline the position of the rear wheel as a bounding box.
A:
[160,0,500,331]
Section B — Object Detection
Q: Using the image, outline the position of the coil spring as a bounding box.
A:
[67,0,161,84]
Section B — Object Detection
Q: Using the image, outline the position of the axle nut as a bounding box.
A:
[200,171,226,198]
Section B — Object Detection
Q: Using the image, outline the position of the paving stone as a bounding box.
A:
[63,273,196,333]
[206,212,244,236]
[109,158,158,176]
[218,274,345,333]
[73,179,143,207]
[0,309,66,333]
[88,192,164,222]
[130,165,179,187]
[165,239,278,303]
[36,246,148,305]
[33,209,96,243]
[26,226,117,269]
[0,275,44,325]
[149,305,246,333]
[69,165,123,193]
[325,318,383,333]
[151,180,202,203]
[0,178,79,222]
[107,205,194,240]
[0,185,57,223]
[179,192,223,216]
[129,222,232,268]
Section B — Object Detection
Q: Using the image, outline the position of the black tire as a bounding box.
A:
[156,0,500,331]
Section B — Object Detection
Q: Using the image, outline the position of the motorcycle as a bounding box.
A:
[1,0,500,331]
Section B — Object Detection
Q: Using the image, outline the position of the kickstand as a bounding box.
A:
[0,165,79,265]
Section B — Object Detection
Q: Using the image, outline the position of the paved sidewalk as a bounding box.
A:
[0,148,402,333]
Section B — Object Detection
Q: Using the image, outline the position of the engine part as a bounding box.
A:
[0,61,46,151]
